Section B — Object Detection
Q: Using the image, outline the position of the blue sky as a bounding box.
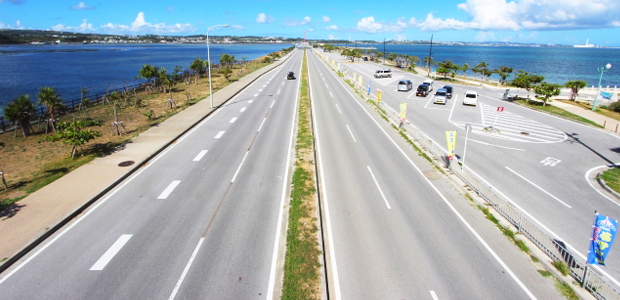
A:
[1,0,620,46]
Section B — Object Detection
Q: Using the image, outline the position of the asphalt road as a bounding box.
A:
[321,50,620,284]
[0,49,303,299]
[308,51,561,299]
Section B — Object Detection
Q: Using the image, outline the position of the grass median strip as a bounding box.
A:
[282,49,321,299]
[600,167,620,194]
[516,99,602,128]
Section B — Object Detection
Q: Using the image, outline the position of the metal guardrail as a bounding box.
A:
[315,50,620,300]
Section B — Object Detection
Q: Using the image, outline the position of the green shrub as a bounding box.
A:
[609,101,620,113]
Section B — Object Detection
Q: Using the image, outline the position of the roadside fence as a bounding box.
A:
[315,49,620,300]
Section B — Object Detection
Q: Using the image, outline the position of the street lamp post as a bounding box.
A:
[207,24,229,109]
[592,63,612,111]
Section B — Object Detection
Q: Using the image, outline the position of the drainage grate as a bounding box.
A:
[118,160,135,167]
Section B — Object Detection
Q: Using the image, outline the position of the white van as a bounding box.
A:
[463,91,478,106]
[374,69,392,78]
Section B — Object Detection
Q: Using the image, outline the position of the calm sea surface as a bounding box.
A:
[1,43,619,109]
[0,43,293,108]
[354,44,620,87]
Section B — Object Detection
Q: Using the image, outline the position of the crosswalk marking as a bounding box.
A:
[452,103,567,143]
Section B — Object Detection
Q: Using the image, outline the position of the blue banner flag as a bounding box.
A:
[587,214,618,266]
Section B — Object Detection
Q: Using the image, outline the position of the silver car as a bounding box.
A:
[434,88,448,105]
[398,80,413,91]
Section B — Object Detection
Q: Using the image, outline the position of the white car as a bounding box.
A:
[433,89,448,105]
[463,91,478,106]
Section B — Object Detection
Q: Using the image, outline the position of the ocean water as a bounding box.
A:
[0,43,293,108]
[349,44,620,87]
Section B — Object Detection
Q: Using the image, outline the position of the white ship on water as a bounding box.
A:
[574,39,595,48]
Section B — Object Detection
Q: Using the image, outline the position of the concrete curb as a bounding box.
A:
[0,50,296,274]
[597,171,620,200]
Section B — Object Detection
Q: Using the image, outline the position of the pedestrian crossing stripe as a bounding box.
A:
[452,103,567,143]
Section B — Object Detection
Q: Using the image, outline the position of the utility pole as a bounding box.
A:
[383,38,386,65]
[428,34,433,77]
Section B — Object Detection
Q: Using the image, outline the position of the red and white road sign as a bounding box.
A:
[497,107,505,112]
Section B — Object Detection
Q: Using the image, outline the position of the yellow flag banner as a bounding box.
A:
[399,103,407,121]
[354,73,357,82]
[446,130,457,159]
[378,90,383,104]
[359,76,363,87]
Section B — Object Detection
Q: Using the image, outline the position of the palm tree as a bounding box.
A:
[3,94,35,137]
[37,87,65,132]
[190,58,204,84]
[139,64,158,93]
[158,67,169,93]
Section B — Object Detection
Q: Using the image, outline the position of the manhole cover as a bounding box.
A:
[118,160,135,167]
[521,132,530,135]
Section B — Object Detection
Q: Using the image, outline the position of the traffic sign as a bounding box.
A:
[497,107,505,112]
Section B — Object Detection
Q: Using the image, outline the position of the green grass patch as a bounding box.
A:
[282,49,321,300]
[531,255,540,263]
[538,270,552,277]
[517,99,603,128]
[464,193,474,203]
[552,260,570,276]
[600,167,620,194]
[555,279,579,300]
[563,100,620,122]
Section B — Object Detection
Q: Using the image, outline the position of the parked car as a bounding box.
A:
[443,85,453,99]
[422,79,434,93]
[416,84,430,96]
[463,91,478,106]
[374,69,392,78]
[287,72,295,80]
[398,80,413,91]
[434,88,448,105]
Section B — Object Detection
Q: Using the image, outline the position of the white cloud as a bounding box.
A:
[323,16,331,22]
[51,19,95,32]
[70,2,95,10]
[15,20,23,29]
[395,34,406,41]
[475,31,496,41]
[308,28,315,32]
[256,13,274,23]
[100,12,195,33]
[232,25,244,30]
[325,25,338,31]
[283,16,311,26]
[357,16,407,33]
[409,13,471,31]
[454,0,620,31]
[328,34,336,40]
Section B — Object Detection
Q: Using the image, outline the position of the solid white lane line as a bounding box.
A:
[158,180,181,199]
[229,118,237,123]
[263,85,266,88]
[90,234,132,271]
[329,91,334,98]
[367,166,391,209]
[320,55,536,299]
[168,237,205,300]
[505,166,572,208]
[448,95,458,123]
[278,89,281,95]
[240,107,246,112]
[307,56,342,299]
[193,150,208,162]
[231,152,249,183]
[430,291,439,300]
[248,100,253,104]
[346,124,357,143]
[270,100,276,108]
[336,104,342,114]
[585,164,620,207]
[254,93,258,97]
[258,118,267,132]
[214,131,225,139]
[259,89,263,92]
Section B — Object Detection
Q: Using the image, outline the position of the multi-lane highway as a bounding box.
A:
[308,51,560,299]
[0,49,303,299]
[320,50,620,283]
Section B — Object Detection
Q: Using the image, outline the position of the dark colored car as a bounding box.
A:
[443,85,453,99]
[287,72,295,80]
[416,84,430,97]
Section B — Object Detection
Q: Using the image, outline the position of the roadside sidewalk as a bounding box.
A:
[552,100,620,133]
[0,51,294,271]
